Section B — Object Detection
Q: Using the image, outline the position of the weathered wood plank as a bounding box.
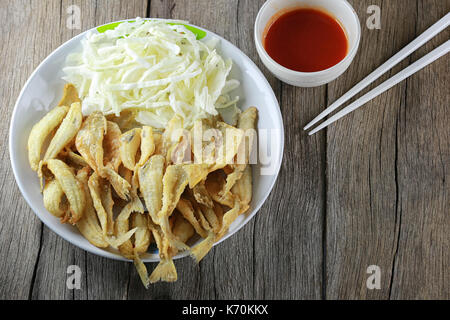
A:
[30,226,87,300]
[0,0,62,300]
[325,0,418,299]
[223,0,272,300]
[240,0,326,298]
[327,1,448,299]
[25,0,148,300]
[128,0,245,300]
[205,0,262,300]
[390,0,449,299]
[137,0,326,300]
[252,83,326,299]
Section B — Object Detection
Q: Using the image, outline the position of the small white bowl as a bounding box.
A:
[254,0,361,87]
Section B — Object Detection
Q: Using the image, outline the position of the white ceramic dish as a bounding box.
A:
[9,19,284,262]
[255,0,361,87]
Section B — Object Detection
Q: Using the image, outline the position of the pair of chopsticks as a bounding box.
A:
[305,12,450,135]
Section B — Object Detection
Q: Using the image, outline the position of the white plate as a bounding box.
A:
[9,19,284,262]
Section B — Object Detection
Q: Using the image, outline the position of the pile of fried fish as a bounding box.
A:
[27,84,257,287]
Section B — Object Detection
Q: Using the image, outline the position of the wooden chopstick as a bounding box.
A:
[307,39,450,135]
[304,12,450,133]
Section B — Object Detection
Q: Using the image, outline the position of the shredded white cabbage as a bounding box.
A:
[62,18,240,128]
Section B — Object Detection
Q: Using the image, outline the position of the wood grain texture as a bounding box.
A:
[325,0,416,299]
[130,0,253,300]
[0,0,60,300]
[325,0,449,299]
[390,0,449,299]
[6,0,149,300]
[0,0,448,300]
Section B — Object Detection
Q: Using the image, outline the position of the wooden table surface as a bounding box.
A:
[0,0,448,300]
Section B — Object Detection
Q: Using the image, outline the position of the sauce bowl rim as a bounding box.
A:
[254,0,361,78]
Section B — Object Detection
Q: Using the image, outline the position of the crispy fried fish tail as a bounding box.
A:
[149,259,178,283]
[147,221,178,283]
[134,256,150,288]
[190,231,215,263]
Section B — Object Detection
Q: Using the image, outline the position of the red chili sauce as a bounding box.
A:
[263,8,348,72]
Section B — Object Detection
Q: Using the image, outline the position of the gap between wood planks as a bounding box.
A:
[28,224,44,299]
[388,0,419,299]
[322,84,328,300]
